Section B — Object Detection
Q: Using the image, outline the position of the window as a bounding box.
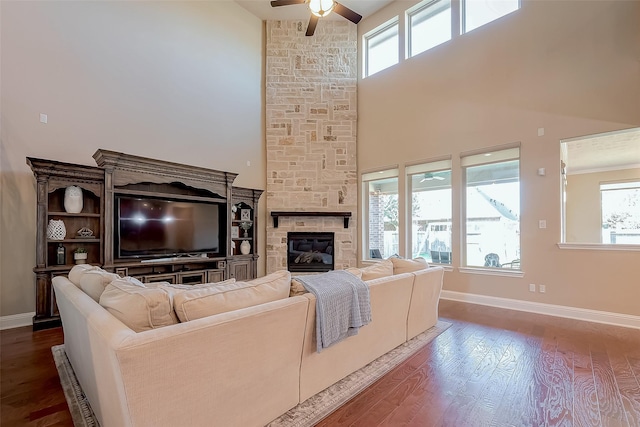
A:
[601,182,640,244]
[407,159,452,264]
[461,0,520,34]
[462,147,520,269]
[561,128,640,245]
[364,19,399,77]
[407,0,451,58]
[362,169,399,259]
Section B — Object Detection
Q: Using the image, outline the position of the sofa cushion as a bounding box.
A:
[174,270,291,322]
[345,267,363,279]
[390,257,429,275]
[99,281,178,332]
[79,270,120,302]
[360,259,394,281]
[68,264,100,287]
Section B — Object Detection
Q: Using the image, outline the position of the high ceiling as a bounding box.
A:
[235,0,393,21]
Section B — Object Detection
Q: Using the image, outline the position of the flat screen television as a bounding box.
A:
[115,195,223,259]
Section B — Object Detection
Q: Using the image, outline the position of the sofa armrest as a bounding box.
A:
[407,266,444,339]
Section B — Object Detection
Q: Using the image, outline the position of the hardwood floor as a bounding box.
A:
[1,300,639,426]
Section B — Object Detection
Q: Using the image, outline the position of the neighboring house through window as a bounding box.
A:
[462,146,521,269]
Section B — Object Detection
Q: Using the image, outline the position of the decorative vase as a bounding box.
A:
[240,240,251,255]
[64,186,83,213]
[47,219,67,240]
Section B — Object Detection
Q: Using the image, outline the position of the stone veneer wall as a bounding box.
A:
[265,20,358,273]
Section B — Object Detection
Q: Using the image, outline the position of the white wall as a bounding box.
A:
[357,0,640,316]
[0,1,265,317]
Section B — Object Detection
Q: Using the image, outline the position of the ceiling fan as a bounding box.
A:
[420,173,445,182]
[270,0,362,36]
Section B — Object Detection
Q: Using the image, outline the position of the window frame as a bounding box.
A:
[363,17,400,78]
[362,168,399,260]
[460,146,522,274]
[406,158,453,264]
[460,0,521,35]
[406,0,452,59]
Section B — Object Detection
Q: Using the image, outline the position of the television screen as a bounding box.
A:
[116,195,221,258]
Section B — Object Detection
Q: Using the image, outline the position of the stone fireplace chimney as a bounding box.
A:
[265,20,358,273]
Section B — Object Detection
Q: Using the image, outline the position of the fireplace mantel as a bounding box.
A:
[270,211,351,228]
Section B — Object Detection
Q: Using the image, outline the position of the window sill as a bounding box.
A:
[557,243,640,251]
[458,267,524,278]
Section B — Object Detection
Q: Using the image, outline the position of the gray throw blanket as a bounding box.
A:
[295,270,372,353]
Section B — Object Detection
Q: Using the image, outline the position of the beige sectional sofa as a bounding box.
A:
[53,259,444,427]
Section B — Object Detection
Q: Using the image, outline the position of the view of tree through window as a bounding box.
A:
[601,182,640,244]
[408,161,452,264]
[363,172,399,259]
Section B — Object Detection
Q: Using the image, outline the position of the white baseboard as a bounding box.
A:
[0,312,34,330]
[440,291,640,330]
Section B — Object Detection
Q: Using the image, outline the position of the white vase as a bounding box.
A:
[240,240,251,255]
[47,219,67,240]
[64,186,83,213]
[74,252,88,264]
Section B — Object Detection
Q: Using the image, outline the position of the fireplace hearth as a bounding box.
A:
[287,232,335,273]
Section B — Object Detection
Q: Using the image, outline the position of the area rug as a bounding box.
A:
[52,321,451,427]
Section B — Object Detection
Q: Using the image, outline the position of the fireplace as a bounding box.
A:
[287,232,335,273]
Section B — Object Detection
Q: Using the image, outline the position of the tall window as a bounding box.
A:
[462,147,520,269]
[561,127,640,245]
[407,160,452,264]
[461,0,520,34]
[407,0,452,58]
[363,19,399,78]
[362,169,399,259]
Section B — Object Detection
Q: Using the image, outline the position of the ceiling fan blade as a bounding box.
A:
[333,2,362,24]
[270,0,306,7]
[306,15,319,36]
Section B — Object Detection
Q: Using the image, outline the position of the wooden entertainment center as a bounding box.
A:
[27,150,262,330]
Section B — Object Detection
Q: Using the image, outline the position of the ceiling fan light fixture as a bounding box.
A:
[309,0,335,18]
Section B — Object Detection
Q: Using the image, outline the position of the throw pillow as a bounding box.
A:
[68,264,99,287]
[79,270,120,302]
[390,257,429,275]
[359,259,394,281]
[99,281,178,332]
[290,278,308,297]
[173,270,291,322]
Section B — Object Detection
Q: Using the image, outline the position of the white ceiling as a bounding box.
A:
[235,0,393,21]
[563,128,640,175]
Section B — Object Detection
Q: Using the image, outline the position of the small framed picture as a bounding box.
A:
[231,226,240,239]
[240,209,251,221]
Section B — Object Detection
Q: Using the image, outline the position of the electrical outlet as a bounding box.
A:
[539,284,546,293]
[539,220,547,229]
[529,284,536,292]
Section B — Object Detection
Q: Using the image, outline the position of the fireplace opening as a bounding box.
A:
[287,232,335,273]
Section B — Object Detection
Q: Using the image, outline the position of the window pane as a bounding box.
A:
[463,0,519,33]
[366,176,399,258]
[464,159,520,269]
[601,183,640,244]
[365,23,399,77]
[410,169,452,264]
[409,0,451,57]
